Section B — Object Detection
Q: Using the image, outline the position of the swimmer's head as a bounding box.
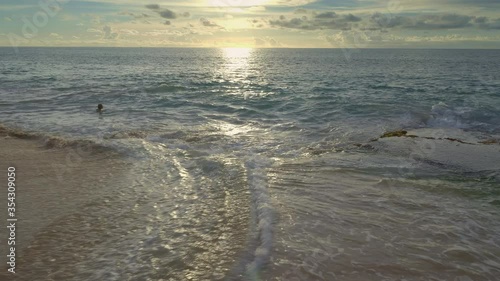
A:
[97,104,103,110]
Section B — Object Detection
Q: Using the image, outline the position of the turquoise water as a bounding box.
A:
[1,47,500,280]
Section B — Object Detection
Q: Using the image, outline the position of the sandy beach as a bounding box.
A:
[0,131,131,280]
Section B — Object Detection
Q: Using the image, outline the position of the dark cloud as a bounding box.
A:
[145,4,160,10]
[269,17,313,30]
[273,10,500,32]
[118,11,151,19]
[454,0,500,5]
[370,13,409,28]
[412,14,473,29]
[159,9,177,19]
[164,20,171,25]
[475,17,500,29]
[344,14,361,22]
[270,13,362,30]
[474,16,488,24]
[294,9,308,14]
[366,12,500,32]
[369,13,493,30]
[200,18,220,28]
[315,12,337,19]
[143,6,190,22]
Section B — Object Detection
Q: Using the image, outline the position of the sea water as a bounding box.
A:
[1,47,500,280]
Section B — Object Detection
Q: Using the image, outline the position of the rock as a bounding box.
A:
[479,139,500,145]
[380,130,408,138]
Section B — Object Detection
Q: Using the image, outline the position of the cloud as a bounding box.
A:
[475,17,500,29]
[315,12,337,19]
[255,36,281,47]
[369,13,500,30]
[410,14,473,29]
[159,9,177,19]
[86,14,101,24]
[120,29,139,35]
[103,25,118,39]
[164,20,171,25]
[206,0,315,7]
[323,27,500,49]
[344,14,362,22]
[200,17,221,28]
[247,6,266,12]
[145,4,160,10]
[49,33,62,39]
[270,13,363,30]
[270,10,500,32]
[294,9,309,14]
[143,7,191,21]
[87,28,102,33]
[119,11,151,19]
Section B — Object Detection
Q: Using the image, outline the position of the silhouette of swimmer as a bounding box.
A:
[96,104,104,114]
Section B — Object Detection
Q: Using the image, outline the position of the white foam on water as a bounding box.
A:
[243,155,275,279]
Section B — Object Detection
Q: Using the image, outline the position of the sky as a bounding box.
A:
[0,0,500,48]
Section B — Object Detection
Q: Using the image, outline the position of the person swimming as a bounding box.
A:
[96,104,104,114]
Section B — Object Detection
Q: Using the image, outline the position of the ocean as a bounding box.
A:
[1,47,500,280]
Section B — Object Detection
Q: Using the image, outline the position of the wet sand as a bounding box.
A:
[0,133,131,280]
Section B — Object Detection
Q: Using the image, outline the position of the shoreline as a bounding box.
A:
[0,132,131,279]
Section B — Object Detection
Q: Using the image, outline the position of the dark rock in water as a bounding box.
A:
[374,129,497,146]
[444,137,472,144]
[381,130,407,138]
[479,139,500,145]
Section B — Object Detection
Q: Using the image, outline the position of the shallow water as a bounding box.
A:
[0,47,499,280]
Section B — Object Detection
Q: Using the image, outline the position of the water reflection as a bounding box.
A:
[220,47,253,81]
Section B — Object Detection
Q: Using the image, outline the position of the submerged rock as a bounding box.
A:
[479,139,500,145]
[381,130,408,138]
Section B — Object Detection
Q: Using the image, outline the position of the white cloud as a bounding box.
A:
[119,29,139,35]
[246,6,266,12]
[254,36,281,47]
[87,28,102,33]
[49,33,64,40]
[103,25,118,39]
[324,29,500,48]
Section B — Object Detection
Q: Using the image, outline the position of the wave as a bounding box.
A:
[145,84,188,93]
[103,130,149,140]
[397,102,500,134]
[0,123,116,153]
[242,156,274,280]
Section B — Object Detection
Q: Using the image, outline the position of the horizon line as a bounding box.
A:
[1,46,500,50]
